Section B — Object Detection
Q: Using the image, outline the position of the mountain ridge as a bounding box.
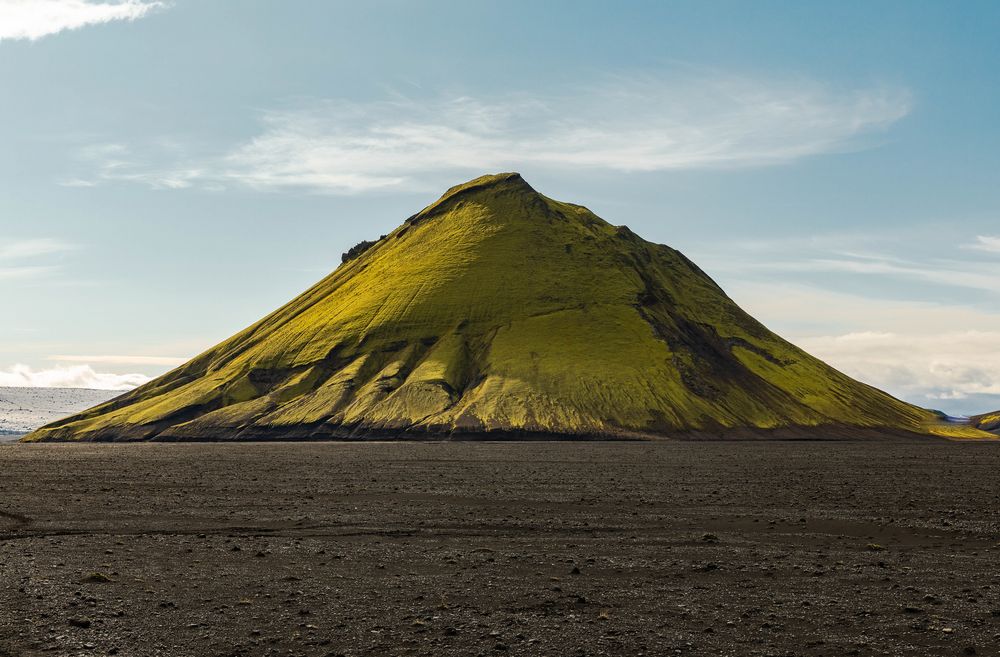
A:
[24,173,993,442]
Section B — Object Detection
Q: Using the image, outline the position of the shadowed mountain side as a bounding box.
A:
[24,173,994,442]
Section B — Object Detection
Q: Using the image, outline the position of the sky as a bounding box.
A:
[0,0,998,416]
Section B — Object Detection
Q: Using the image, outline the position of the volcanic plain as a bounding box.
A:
[2,441,999,657]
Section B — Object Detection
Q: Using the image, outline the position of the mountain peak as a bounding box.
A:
[443,171,532,196]
[24,176,994,442]
[410,172,537,224]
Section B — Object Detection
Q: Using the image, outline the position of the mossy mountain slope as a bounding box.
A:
[25,173,989,441]
[972,412,1000,434]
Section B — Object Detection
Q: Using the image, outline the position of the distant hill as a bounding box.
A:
[1,387,119,441]
[24,173,994,441]
[972,411,1000,434]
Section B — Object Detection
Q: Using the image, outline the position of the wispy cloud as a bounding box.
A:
[0,363,150,390]
[697,231,1000,294]
[968,235,1000,254]
[0,237,78,281]
[68,74,912,193]
[0,238,76,260]
[48,354,188,366]
[726,280,999,336]
[753,255,1000,292]
[58,178,99,188]
[63,142,205,190]
[0,0,166,42]
[0,265,58,280]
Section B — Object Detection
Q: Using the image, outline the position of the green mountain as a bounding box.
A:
[972,412,1000,434]
[24,173,992,442]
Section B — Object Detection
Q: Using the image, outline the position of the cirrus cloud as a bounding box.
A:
[0,237,78,281]
[68,74,913,194]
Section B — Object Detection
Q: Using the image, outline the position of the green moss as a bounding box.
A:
[23,173,995,441]
[971,411,1000,434]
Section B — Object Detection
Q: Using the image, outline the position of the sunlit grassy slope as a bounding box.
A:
[25,173,993,441]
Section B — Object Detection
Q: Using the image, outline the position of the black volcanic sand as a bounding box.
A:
[1,442,999,657]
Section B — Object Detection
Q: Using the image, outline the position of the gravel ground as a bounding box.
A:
[1,441,999,657]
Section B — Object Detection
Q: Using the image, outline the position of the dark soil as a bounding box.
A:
[1,441,999,656]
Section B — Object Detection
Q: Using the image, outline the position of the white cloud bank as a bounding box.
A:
[72,75,912,193]
[0,364,151,390]
[0,0,164,41]
[799,331,1000,404]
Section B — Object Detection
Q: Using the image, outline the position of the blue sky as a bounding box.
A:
[1,0,998,415]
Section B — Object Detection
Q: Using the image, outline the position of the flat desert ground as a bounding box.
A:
[2,441,999,657]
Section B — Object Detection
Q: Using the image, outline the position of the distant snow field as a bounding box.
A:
[0,387,119,442]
